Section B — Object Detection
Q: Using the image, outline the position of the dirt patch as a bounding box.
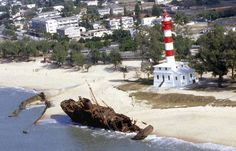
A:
[130,92,236,109]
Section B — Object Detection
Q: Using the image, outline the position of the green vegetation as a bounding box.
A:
[198,7,236,21]
[151,4,162,17]
[172,0,220,7]
[191,25,236,86]
[109,50,122,69]
[117,81,236,109]
[174,35,193,60]
[62,1,80,17]
[130,91,236,109]
[173,12,190,25]
[0,38,53,60]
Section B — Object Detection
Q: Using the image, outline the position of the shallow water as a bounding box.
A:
[0,87,235,151]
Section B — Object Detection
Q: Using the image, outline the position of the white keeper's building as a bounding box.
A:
[153,11,198,88]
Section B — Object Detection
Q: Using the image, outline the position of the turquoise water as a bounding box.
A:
[0,87,235,151]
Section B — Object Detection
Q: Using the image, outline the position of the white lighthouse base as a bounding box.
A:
[153,61,198,88]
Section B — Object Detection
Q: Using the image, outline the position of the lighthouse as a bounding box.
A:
[153,11,198,88]
[162,11,175,65]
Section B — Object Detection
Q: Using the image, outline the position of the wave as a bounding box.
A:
[39,117,236,151]
[0,86,38,94]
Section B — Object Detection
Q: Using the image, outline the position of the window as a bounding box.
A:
[157,75,159,80]
[183,76,185,80]
[165,68,167,70]
[175,77,178,80]
[159,67,161,70]
[168,75,170,80]
[190,74,192,78]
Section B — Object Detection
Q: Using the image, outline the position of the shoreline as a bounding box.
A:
[3,85,236,150]
[1,58,236,148]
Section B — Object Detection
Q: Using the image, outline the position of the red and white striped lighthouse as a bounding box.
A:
[162,10,175,64]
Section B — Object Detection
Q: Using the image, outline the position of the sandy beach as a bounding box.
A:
[1,58,236,147]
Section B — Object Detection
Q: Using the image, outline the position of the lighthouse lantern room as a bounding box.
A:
[153,11,198,88]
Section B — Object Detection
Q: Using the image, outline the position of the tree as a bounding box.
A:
[24,41,38,60]
[135,27,150,62]
[134,3,141,24]
[152,4,162,17]
[109,50,122,69]
[71,50,85,67]
[2,28,17,40]
[0,41,18,59]
[112,29,131,43]
[173,12,189,25]
[195,25,228,87]
[51,43,67,66]
[69,40,84,51]
[134,3,141,17]
[100,52,109,64]
[225,32,236,80]
[146,25,163,64]
[90,49,100,64]
[62,1,80,17]
[174,35,193,60]
[119,38,137,52]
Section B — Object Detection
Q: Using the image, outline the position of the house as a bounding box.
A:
[98,8,111,17]
[109,18,121,30]
[155,0,172,4]
[141,16,158,27]
[37,11,61,18]
[53,5,64,12]
[111,5,124,15]
[57,26,81,39]
[153,11,197,88]
[81,29,112,39]
[121,16,134,29]
[82,0,98,6]
[92,22,103,29]
[26,4,36,9]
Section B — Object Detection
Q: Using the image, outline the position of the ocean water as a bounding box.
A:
[0,87,236,151]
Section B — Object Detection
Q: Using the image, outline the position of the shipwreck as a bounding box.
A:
[60,96,153,140]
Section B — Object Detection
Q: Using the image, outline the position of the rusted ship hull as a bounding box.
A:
[61,97,153,140]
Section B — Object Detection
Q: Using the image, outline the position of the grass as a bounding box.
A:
[117,80,236,109]
[130,92,236,109]
[116,79,153,91]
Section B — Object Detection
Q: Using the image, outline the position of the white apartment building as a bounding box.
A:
[98,8,111,17]
[155,0,172,4]
[81,29,112,39]
[56,16,79,28]
[37,11,61,18]
[82,0,98,6]
[53,5,64,12]
[121,17,134,29]
[57,26,81,39]
[26,4,36,9]
[109,18,121,30]
[32,16,79,34]
[32,18,58,33]
[141,16,158,27]
[109,17,134,30]
[111,6,124,15]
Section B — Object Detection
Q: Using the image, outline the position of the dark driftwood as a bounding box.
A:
[60,97,153,140]
[9,92,49,117]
